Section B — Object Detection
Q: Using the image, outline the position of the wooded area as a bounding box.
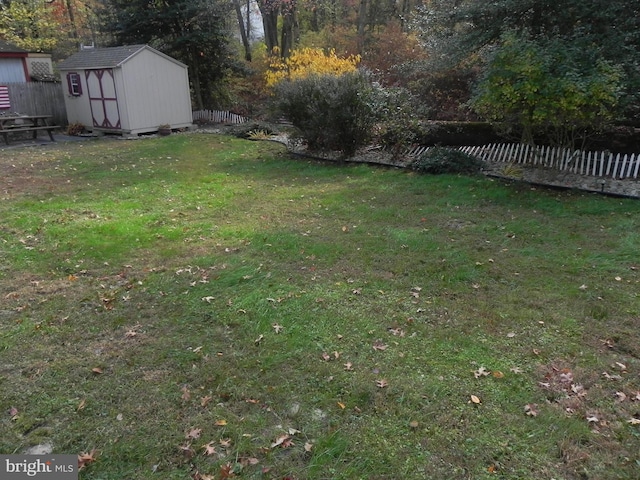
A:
[1,1,638,142]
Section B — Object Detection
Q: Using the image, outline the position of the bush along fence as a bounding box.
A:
[192,110,248,125]
[403,143,640,181]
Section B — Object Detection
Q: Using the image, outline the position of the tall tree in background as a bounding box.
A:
[0,0,101,59]
[256,0,297,58]
[102,0,234,109]
[0,0,63,53]
[233,0,252,61]
[414,0,640,122]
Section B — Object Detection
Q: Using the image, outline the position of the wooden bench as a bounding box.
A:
[0,125,60,144]
[0,115,60,145]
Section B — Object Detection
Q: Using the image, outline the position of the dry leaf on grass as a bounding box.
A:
[78,449,99,470]
[202,442,217,456]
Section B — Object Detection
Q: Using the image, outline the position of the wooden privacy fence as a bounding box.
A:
[3,82,67,126]
[192,109,248,125]
[404,143,640,180]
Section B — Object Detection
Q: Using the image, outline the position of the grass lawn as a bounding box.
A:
[1,133,639,479]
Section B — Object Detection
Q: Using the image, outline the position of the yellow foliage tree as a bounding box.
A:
[265,47,360,88]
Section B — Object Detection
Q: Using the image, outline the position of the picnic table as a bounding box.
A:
[0,115,60,145]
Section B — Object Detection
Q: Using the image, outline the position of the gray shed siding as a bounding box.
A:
[119,48,192,133]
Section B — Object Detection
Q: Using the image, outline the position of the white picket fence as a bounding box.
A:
[405,143,640,180]
[192,109,248,125]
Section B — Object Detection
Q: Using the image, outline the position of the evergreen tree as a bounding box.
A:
[101,0,235,109]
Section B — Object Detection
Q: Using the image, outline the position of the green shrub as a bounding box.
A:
[375,87,423,150]
[272,71,379,156]
[227,121,280,139]
[411,147,485,175]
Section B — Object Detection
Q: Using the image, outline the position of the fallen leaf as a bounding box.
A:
[219,438,232,448]
[524,404,538,417]
[470,395,481,404]
[9,406,18,420]
[615,391,627,402]
[372,341,388,351]
[78,448,99,470]
[376,379,388,388]
[181,385,191,401]
[510,366,523,374]
[388,328,405,337]
[186,428,202,440]
[603,371,623,380]
[271,434,291,448]
[201,296,215,303]
[492,371,505,379]
[474,366,490,378]
[200,395,212,407]
[304,442,314,452]
[409,420,419,429]
[615,362,627,371]
[343,362,353,371]
[91,367,103,374]
[337,402,346,409]
[202,442,217,456]
[218,463,234,479]
[254,334,264,345]
[214,419,228,426]
[179,443,195,459]
[272,323,283,333]
[627,418,640,425]
[586,415,599,423]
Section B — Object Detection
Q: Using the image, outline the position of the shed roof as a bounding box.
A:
[58,44,186,70]
[0,39,28,54]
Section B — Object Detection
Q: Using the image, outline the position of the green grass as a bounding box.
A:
[1,133,639,479]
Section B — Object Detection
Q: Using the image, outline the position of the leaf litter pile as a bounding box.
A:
[1,134,639,479]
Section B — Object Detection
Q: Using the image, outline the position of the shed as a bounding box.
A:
[57,45,193,135]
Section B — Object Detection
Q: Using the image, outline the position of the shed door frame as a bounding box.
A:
[86,68,121,129]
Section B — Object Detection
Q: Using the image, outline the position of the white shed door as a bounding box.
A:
[86,69,121,129]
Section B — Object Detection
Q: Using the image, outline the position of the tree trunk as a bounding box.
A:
[280,9,297,58]
[189,50,204,110]
[66,0,79,40]
[233,0,252,61]
[257,1,279,54]
[357,0,368,53]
